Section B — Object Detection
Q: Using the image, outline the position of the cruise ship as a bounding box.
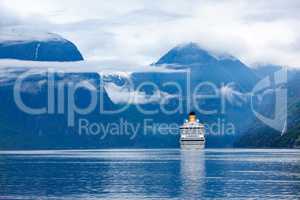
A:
[180,112,205,149]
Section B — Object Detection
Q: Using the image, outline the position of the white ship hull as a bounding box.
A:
[180,139,205,149]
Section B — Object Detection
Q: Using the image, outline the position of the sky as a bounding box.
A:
[1,0,300,68]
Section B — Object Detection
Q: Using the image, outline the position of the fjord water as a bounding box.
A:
[0,149,299,199]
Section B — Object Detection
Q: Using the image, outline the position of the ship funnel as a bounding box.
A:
[188,112,196,123]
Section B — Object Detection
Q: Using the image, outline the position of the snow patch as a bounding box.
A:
[34,43,41,60]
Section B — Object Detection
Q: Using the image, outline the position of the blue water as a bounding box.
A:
[0,149,299,199]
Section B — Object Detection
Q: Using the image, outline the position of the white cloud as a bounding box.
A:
[104,81,176,104]
[1,0,300,68]
[220,83,247,106]
[0,59,180,74]
[0,59,182,87]
[0,26,64,43]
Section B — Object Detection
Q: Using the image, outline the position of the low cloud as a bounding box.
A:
[104,81,176,105]
[1,0,300,68]
[220,83,248,107]
[0,59,180,74]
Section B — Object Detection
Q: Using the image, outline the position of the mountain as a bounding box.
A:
[155,42,258,91]
[156,43,219,65]
[252,64,282,78]
[0,41,273,149]
[234,69,300,148]
[0,27,83,61]
[234,100,300,148]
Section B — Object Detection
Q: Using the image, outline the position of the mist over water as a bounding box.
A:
[0,149,299,199]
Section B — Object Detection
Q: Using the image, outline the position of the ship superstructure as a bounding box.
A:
[180,112,205,149]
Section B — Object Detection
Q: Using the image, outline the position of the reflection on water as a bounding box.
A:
[0,149,300,199]
[180,150,205,199]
